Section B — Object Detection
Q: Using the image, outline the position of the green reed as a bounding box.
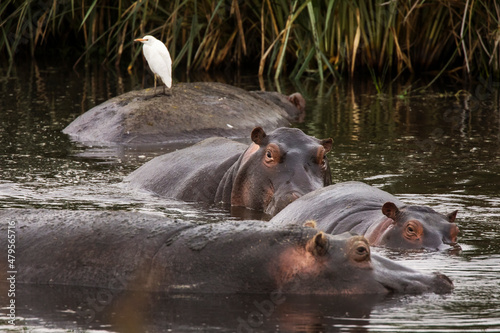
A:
[1,0,499,79]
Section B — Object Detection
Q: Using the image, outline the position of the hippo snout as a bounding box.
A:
[265,191,303,216]
[433,273,454,294]
[439,224,460,251]
[447,224,460,245]
[372,254,454,295]
[286,191,302,202]
[378,270,454,295]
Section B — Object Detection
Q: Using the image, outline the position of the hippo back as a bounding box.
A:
[124,137,247,203]
[271,181,403,235]
[0,209,193,288]
[2,209,453,295]
[62,83,304,145]
[271,181,460,251]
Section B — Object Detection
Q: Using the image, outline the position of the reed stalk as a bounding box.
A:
[1,0,499,79]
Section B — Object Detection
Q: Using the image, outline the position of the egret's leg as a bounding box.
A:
[154,75,157,95]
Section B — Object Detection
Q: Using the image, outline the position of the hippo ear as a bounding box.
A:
[320,138,333,153]
[251,127,267,145]
[447,210,458,223]
[382,202,399,220]
[287,93,306,111]
[306,232,328,256]
[303,220,317,229]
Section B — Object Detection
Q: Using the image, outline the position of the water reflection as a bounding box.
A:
[0,61,500,332]
[3,284,384,332]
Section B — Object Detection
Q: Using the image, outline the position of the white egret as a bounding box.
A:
[134,35,172,95]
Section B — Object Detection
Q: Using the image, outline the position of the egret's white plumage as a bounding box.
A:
[134,35,172,95]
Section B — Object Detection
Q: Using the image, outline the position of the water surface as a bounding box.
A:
[0,61,499,332]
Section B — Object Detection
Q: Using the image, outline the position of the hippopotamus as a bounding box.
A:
[62,82,306,145]
[124,126,333,216]
[270,181,460,251]
[0,209,453,295]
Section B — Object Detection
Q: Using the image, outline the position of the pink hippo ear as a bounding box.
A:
[306,232,328,256]
[321,138,333,153]
[251,127,267,145]
[287,93,306,112]
[382,202,400,220]
[447,210,458,223]
[303,220,317,229]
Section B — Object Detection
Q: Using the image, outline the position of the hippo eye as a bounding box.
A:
[404,221,423,241]
[406,225,415,235]
[353,244,370,262]
[265,150,274,164]
[264,144,280,166]
[356,246,367,255]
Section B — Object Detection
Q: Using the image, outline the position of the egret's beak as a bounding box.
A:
[134,38,147,42]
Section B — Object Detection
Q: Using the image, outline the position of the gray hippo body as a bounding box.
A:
[63,82,305,145]
[270,181,459,250]
[125,127,333,216]
[0,209,453,295]
[125,136,248,203]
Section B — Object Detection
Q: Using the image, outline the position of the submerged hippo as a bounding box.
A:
[0,209,453,295]
[270,181,459,251]
[63,82,306,145]
[125,127,333,216]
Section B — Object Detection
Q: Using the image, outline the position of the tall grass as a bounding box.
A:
[1,0,499,79]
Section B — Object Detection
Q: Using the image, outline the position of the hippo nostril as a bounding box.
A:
[447,225,460,244]
[266,192,303,216]
[436,273,452,284]
[284,191,302,204]
[443,236,457,246]
[433,273,454,293]
[383,285,396,295]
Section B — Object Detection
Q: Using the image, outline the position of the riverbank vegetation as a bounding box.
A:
[1,0,499,80]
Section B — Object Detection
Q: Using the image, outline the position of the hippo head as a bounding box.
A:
[366,202,460,250]
[230,127,333,216]
[287,93,306,113]
[274,229,454,295]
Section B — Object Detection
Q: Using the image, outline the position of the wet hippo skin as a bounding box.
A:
[0,209,453,295]
[270,181,460,251]
[62,82,306,145]
[124,127,333,216]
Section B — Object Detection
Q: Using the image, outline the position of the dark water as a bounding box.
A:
[1,61,500,332]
